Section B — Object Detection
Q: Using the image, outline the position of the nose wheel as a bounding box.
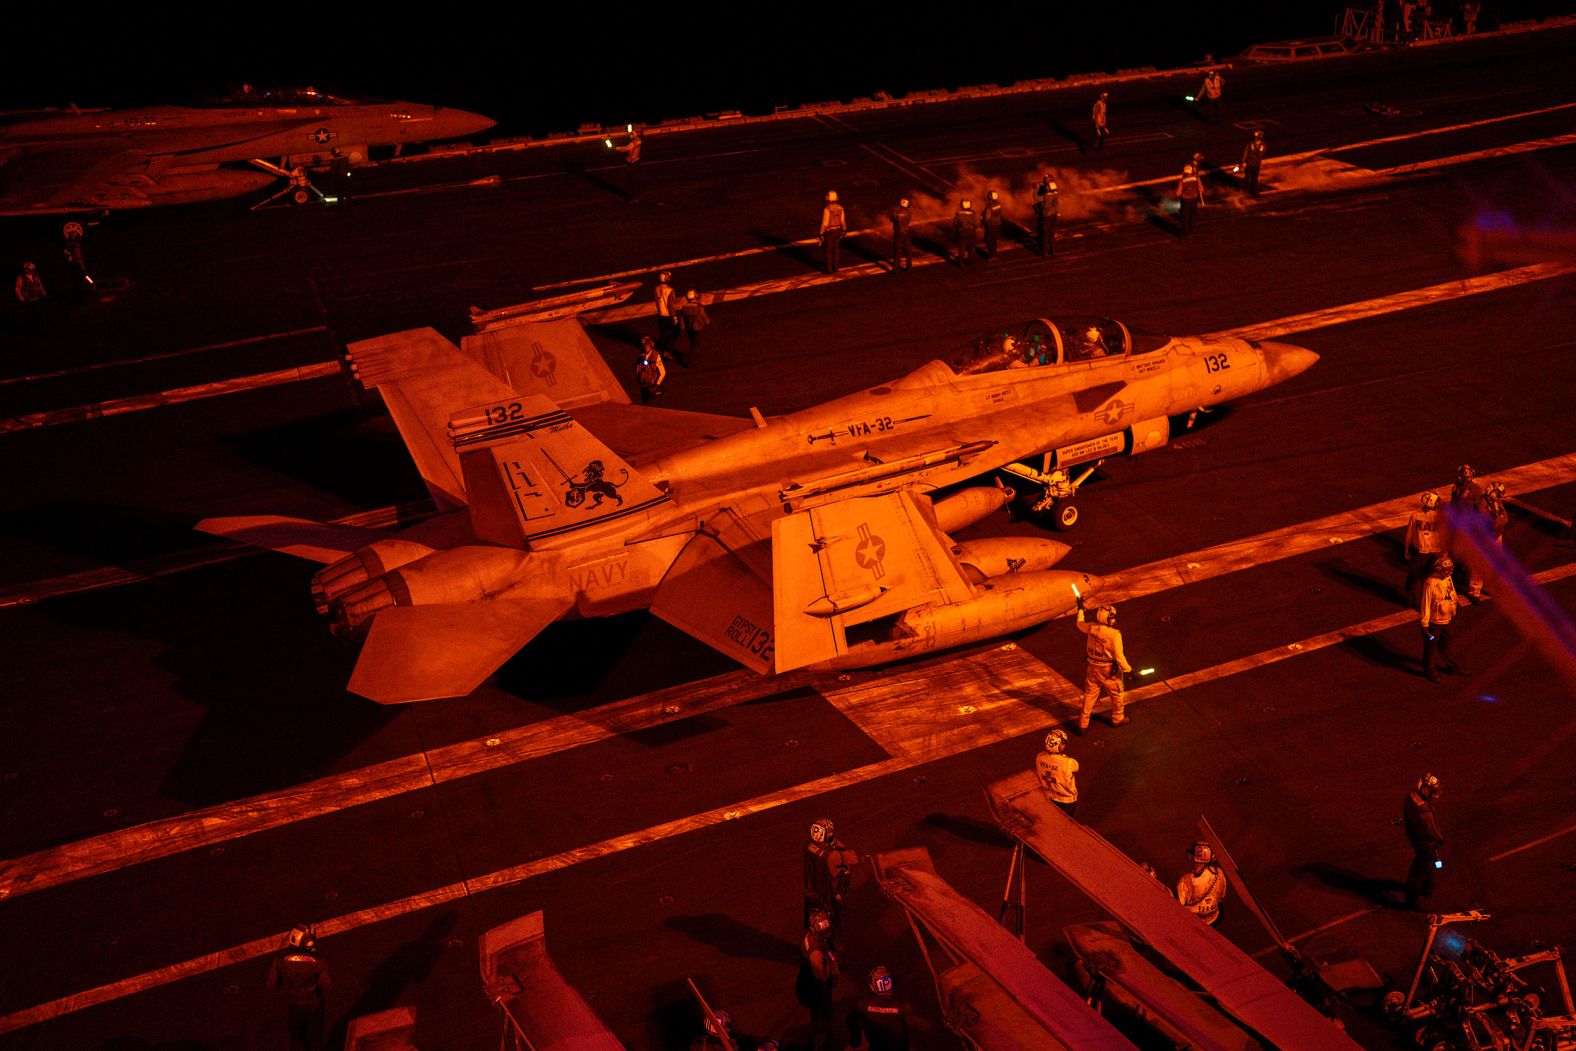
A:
[1000,459,1100,531]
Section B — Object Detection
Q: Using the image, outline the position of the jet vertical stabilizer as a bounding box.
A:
[449,394,670,548]
[346,328,518,510]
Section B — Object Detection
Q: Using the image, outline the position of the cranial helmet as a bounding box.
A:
[1421,491,1440,509]
[810,818,835,844]
[869,966,895,995]
[1434,555,1454,574]
[1417,773,1440,796]
[285,924,317,951]
[1188,841,1214,865]
[808,909,833,934]
[1457,464,1475,482]
[1044,729,1068,753]
[1095,604,1117,626]
[826,191,839,203]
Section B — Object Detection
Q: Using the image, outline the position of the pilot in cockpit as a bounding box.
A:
[1004,336,1031,368]
[1072,324,1105,361]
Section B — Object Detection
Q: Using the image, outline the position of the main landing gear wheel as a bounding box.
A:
[292,187,312,205]
[1052,502,1079,530]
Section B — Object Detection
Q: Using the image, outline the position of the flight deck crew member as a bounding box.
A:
[690,1009,733,1051]
[1403,773,1445,909]
[635,336,666,403]
[1175,841,1228,925]
[820,191,847,274]
[981,190,1004,261]
[1033,173,1059,255]
[62,221,94,297]
[654,271,679,356]
[1483,480,1509,548]
[267,924,330,1051]
[797,910,841,1051]
[1451,464,1488,601]
[1420,556,1463,682]
[677,289,709,367]
[612,126,643,201]
[847,966,910,1051]
[803,818,857,930]
[1176,164,1204,238]
[1404,492,1445,607]
[953,199,979,266]
[890,198,912,270]
[1035,729,1079,819]
[1091,92,1109,151]
[1240,130,1266,195]
[1197,69,1224,125]
[14,261,45,305]
[1075,598,1131,732]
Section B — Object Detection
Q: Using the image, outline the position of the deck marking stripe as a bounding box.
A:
[0,327,330,388]
[1487,822,1576,862]
[7,559,1575,1033]
[4,453,1576,903]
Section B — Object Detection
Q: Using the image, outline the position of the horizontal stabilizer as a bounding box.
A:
[196,515,389,564]
[348,595,570,703]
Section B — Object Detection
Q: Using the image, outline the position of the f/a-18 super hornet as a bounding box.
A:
[0,86,494,216]
[201,316,1316,703]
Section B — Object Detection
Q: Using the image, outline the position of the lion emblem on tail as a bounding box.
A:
[564,459,627,508]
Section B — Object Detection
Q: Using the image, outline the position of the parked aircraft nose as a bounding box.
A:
[432,106,496,139]
[1259,342,1319,387]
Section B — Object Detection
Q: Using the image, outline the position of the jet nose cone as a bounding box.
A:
[1261,342,1320,386]
[439,107,496,138]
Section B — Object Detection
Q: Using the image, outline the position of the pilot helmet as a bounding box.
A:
[869,966,895,995]
[1188,841,1214,865]
[1044,729,1068,753]
[809,818,835,844]
[1421,491,1440,510]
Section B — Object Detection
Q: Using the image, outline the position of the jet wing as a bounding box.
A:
[195,515,395,564]
[986,772,1363,1051]
[348,595,571,704]
[772,490,976,673]
[0,146,154,214]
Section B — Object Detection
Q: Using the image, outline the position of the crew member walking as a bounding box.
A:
[1033,173,1059,255]
[847,967,910,1051]
[1197,69,1224,125]
[1404,492,1445,607]
[1176,163,1204,238]
[1240,130,1266,195]
[890,197,912,271]
[267,924,331,1051]
[1091,92,1109,151]
[953,199,979,266]
[981,190,1004,262]
[820,191,847,274]
[1075,597,1131,732]
[635,336,666,403]
[1175,842,1228,925]
[1034,729,1079,819]
[797,910,841,1051]
[1403,773,1445,910]
[1420,556,1464,682]
[677,290,709,367]
[654,271,679,356]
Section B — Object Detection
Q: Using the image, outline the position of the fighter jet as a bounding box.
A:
[0,86,494,216]
[200,315,1316,703]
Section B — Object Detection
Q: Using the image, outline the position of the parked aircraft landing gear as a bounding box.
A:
[999,459,1101,531]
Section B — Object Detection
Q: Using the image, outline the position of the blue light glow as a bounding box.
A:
[1478,694,1502,704]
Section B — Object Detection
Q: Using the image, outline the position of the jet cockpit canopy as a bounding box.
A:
[945,316,1168,376]
[198,85,376,108]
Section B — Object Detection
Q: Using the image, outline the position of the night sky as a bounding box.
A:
[3,3,1569,136]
